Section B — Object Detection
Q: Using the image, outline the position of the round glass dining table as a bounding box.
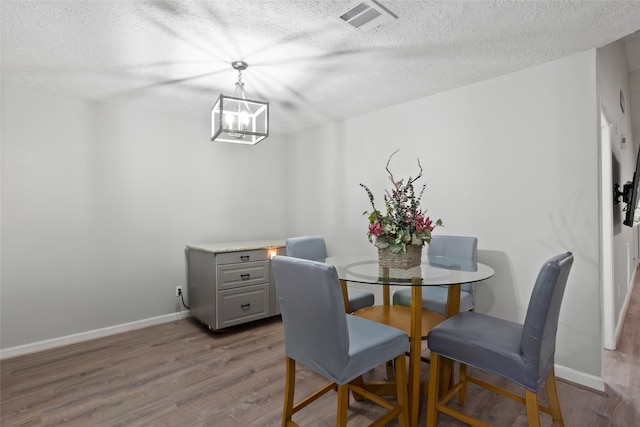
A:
[324,254,495,427]
[325,254,493,286]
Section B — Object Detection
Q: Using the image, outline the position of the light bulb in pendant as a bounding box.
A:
[227,79,252,138]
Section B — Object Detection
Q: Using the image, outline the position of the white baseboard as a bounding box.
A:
[555,364,605,392]
[0,310,191,360]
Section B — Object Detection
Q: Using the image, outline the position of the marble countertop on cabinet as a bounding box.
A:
[186,239,287,253]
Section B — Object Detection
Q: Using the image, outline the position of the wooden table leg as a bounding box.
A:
[381,266,390,306]
[340,278,362,401]
[439,283,461,396]
[409,278,422,427]
[339,279,351,313]
[382,269,394,387]
[444,284,461,318]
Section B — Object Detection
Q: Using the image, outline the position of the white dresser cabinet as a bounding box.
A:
[186,240,286,331]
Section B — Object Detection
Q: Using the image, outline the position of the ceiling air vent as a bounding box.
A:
[337,0,398,32]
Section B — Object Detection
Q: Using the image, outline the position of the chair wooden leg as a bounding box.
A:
[525,389,542,427]
[385,360,397,381]
[339,279,351,313]
[394,353,410,427]
[458,362,468,405]
[545,368,565,426]
[438,357,454,396]
[283,354,409,427]
[350,375,365,401]
[337,384,349,427]
[282,357,296,427]
[426,352,441,427]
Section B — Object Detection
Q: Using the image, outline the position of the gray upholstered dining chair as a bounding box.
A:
[392,235,478,316]
[426,252,574,427]
[271,256,410,427]
[285,235,375,312]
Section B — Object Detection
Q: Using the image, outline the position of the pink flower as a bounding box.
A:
[415,214,434,232]
[425,216,435,231]
[369,221,384,237]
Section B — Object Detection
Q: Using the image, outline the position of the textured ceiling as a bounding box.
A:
[2,1,640,135]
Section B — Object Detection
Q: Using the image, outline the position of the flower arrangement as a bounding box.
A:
[360,150,442,254]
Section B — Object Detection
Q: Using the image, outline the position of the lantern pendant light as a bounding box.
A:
[211,61,269,145]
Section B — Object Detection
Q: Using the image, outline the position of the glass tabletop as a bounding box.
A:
[324,254,494,286]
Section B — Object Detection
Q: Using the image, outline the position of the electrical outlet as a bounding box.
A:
[175,285,183,297]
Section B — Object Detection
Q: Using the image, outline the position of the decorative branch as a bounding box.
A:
[360,183,377,211]
[407,158,423,187]
[385,149,400,188]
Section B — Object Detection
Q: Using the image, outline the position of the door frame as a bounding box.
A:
[600,107,616,350]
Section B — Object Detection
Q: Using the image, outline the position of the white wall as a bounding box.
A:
[626,34,640,144]
[632,69,640,142]
[2,49,622,390]
[597,41,637,332]
[289,50,603,387]
[0,85,289,349]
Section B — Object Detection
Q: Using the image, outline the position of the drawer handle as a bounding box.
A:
[240,274,251,280]
[240,255,250,261]
[241,303,251,311]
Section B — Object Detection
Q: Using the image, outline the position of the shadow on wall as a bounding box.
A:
[475,250,521,322]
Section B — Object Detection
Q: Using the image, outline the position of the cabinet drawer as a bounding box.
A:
[216,249,267,265]
[216,261,269,290]
[218,284,269,328]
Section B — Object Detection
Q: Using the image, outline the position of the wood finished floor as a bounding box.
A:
[602,272,640,425]
[2,280,639,427]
